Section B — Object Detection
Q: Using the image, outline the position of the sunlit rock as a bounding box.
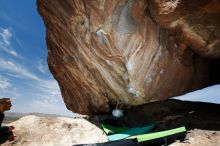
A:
[2,115,107,146]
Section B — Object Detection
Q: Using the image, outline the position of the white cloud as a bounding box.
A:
[9,78,71,116]
[0,75,12,91]
[0,75,20,98]
[23,78,73,115]
[37,59,48,74]
[0,27,20,57]
[0,57,40,80]
[173,84,220,104]
[0,57,71,115]
[0,58,61,104]
[0,28,12,45]
[34,79,63,104]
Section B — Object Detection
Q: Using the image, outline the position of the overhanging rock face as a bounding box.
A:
[37,0,219,115]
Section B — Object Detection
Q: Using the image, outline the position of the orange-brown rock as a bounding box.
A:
[148,0,220,58]
[37,0,219,115]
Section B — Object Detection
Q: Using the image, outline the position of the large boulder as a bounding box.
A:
[37,0,219,114]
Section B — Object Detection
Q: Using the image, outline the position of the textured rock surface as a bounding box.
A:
[37,0,219,114]
[2,115,107,146]
[148,0,220,58]
[170,129,220,146]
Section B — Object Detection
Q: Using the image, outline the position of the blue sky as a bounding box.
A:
[0,0,73,116]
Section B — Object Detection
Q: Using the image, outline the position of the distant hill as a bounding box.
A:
[3,112,74,124]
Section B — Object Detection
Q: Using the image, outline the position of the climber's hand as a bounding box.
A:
[8,126,15,131]
[8,132,16,142]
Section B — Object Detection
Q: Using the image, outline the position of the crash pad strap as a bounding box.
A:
[101,124,129,135]
[107,124,155,141]
[128,126,186,142]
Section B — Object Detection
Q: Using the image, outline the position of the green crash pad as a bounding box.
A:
[101,124,130,135]
[128,126,186,142]
[107,124,155,141]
